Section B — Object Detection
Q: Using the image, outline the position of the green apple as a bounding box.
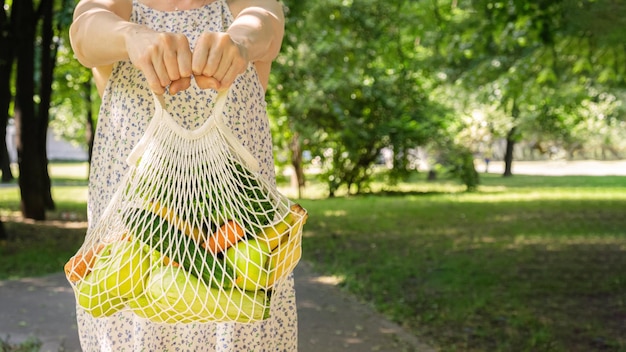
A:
[225,239,270,291]
[77,270,124,318]
[97,240,151,298]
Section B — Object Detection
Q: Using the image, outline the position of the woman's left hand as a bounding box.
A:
[192,32,249,90]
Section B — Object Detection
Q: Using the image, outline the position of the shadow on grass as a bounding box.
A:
[407,242,626,352]
[0,219,86,280]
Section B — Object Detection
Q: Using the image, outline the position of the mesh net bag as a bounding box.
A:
[64,89,308,324]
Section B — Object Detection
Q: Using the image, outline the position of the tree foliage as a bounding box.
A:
[416,0,626,176]
[50,17,98,170]
[270,0,448,196]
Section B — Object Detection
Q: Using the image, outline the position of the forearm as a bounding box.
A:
[69,1,137,68]
[227,1,285,64]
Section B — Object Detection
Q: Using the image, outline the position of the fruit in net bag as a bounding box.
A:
[77,269,125,318]
[146,265,268,322]
[96,239,151,298]
[225,238,271,291]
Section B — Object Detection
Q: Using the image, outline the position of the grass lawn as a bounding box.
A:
[298,174,626,352]
[0,162,625,351]
[0,162,88,280]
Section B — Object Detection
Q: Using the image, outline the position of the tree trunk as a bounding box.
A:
[503,99,519,178]
[38,0,55,210]
[84,80,95,178]
[503,126,516,177]
[289,132,305,199]
[0,0,15,183]
[0,139,11,182]
[14,0,46,220]
[0,219,6,241]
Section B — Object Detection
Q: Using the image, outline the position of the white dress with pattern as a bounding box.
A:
[77,1,298,350]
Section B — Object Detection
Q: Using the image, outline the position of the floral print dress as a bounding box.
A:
[77,0,298,350]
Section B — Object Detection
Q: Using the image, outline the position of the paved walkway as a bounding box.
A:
[0,261,435,352]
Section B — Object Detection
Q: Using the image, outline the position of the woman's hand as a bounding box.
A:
[127,30,248,94]
[125,28,193,95]
[192,32,249,91]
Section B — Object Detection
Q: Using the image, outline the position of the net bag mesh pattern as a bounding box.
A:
[65,90,307,324]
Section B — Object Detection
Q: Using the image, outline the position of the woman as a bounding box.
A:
[69,0,294,350]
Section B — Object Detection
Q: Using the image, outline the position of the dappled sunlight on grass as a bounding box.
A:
[510,234,626,249]
[51,186,88,202]
[20,217,88,229]
[452,236,498,247]
[47,161,89,182]
[456,188,626,203]
[310,274,345,286]
[322,209,348,217]
[451,233,626,252]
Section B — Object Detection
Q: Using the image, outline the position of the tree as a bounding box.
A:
[270,0,446,196]
[13,0,49,219]
[0,0,15,183]
[419,0,626,176]
[8,0,74,219]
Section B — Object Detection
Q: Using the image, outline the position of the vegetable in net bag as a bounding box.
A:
[64,89,308,324]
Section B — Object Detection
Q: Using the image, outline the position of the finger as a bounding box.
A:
[141,65,166,95]
[163,49,181,81]
[169,77,191,95]
[192,33,212,76]
[152,55,172,89]
[210,54,232,83]
[202,47,222,79]
[220,55,248,88]
[145,38,173,88]
[177,45,193,79]
[137,48,170,92]
[170,33,192,78]
[199,32,228,78]
[219,63,242,88]
[195,75,220,90]
[210,36,242,82]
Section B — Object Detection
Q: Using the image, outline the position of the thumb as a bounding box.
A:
[169,77,192,95]
[195,75,221,91]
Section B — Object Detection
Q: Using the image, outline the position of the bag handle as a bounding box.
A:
[126,88,260,172]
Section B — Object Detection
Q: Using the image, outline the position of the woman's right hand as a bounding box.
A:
[125,28,193,95]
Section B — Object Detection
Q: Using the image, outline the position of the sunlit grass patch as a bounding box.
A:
[48,161,89,184]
